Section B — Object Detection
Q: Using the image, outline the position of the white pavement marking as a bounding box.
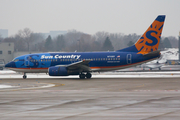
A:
[0,84,55,91]
[0,85,18,89]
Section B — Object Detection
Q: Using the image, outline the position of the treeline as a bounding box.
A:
[0,28,178,52]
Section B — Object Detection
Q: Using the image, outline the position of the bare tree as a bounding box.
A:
[17,28,33,51]
[93,31,109,44]
[30,33,45,51]
[168,36,178,48]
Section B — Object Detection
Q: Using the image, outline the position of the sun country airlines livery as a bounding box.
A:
[5,15,165,79]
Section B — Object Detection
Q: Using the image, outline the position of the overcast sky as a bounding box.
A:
[0,0,180,37]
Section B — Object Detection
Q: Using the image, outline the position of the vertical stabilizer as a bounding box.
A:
[117,15,165,54]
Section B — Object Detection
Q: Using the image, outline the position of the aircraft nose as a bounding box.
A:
[5,62,11,68]
[5,61,15,68]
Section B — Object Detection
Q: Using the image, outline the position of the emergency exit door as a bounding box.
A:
[127,54,132,64]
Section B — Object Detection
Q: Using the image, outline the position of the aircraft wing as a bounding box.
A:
[56,60,91,72]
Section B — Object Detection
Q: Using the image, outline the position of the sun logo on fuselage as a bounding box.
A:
[135,20,164,54]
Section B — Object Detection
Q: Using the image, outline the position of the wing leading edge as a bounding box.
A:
[56,59,91,72]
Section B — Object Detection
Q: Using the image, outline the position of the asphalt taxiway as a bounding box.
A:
[1,74,180,120]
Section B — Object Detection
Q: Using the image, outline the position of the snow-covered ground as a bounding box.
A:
[161,48,179,60]
[140,48,179,67]
[0,70,180,78]
[151,48,179,63]
[0,70,16,74]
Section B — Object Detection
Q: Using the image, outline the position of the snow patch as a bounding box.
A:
[0,85,17,89]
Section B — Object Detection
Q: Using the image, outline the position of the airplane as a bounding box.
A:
[5,15,166,79]
[141,55,167,70]
[142,61,165,70]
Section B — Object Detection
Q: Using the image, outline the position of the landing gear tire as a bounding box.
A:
[23,75,27,79]
[86,73,92,79]
[23,73,27,79]
[79,74,85,79]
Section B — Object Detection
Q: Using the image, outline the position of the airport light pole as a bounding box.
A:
[179,32,180,63]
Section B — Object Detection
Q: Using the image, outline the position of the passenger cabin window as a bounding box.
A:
[0,51,2,54]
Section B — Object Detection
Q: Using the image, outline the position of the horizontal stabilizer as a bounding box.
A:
[143,50,160,57]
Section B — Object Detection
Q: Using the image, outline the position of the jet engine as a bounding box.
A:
[48,66,68,76]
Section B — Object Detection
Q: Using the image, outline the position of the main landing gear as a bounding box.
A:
[79,72,92,79]
[23,73,27,79]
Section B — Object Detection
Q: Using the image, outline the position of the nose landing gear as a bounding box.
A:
[23,73,27,79]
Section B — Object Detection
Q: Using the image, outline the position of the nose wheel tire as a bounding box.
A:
[23,75,27,79]
[23,73,27,79]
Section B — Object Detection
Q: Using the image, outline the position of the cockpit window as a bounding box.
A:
[13,59,19,62]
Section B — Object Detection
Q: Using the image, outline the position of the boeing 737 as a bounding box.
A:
[5,15,166,79]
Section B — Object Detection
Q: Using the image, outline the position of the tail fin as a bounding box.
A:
[117,15,165,54]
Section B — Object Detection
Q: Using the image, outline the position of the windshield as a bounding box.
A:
[12,59,19,62]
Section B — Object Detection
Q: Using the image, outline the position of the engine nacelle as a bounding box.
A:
[48,66,68,76]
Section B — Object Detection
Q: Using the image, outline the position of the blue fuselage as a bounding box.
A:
[5,51,160,73]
